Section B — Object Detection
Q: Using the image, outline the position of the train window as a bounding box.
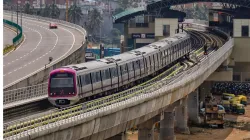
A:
[148,56,151,67]
[111,67,117,78]
[128,62,133,72]
[119,66,122,76]
[84,74,91,85]
[122,64,127,74]
[133,61,137,70]
[140,59,144,68]
[96,71,101,82]
[91,72,96,83]
[144,58,147,69]
[101,70,106,80]
[105,69,110,79]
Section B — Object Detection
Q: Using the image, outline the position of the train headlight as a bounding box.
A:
[72,92,75,94]
[50,93,53,95]
[69,93,71,95]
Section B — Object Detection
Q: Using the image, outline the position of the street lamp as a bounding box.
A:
[45,57,53,69]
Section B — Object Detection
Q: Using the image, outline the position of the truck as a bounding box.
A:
[204,96,226,128]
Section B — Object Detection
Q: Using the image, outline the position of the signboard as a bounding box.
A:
[132,33,155,39]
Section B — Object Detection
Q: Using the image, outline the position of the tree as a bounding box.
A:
[110,28,121,45]
[68,5,83,24]
[49,2,60,19]
[23,3,33,14]
[42,4,50,17]
[86,8,103,35]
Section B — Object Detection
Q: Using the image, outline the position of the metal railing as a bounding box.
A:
[4,83,47,105]
[3,11,87,90]
[3,38,234,139]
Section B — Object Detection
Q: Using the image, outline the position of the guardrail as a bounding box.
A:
[3,37,233,139]
[3,19,23,45]
[3,11,87,90]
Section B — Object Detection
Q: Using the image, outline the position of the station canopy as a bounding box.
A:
[113,7,148,23]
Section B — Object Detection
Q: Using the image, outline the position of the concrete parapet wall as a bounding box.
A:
[25,39,233,140]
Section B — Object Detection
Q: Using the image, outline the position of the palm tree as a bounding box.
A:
[68,5,83,24]
[49,1,60,19]
[86,8,103,35]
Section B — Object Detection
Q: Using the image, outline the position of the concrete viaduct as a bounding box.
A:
[13,34,233,140]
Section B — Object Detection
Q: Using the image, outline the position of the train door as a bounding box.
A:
[128,62,134,81]
[121,64,128,85]
[91,71,102,94]
[101,69,111,91]
[111,67,118,89]
[81,74,92,96]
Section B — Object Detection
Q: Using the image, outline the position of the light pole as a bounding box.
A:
[11,5,13,22]
[45,57,53,69]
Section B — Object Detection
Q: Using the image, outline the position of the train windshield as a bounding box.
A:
[49,72,75,96]
[50,77,74,87]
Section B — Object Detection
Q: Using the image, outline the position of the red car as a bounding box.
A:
[49,22,57,29]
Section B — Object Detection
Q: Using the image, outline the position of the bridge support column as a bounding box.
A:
[159,108,176,140]
[188,90,201,124]
[106,132,127,140]
[200,81,212,102]
[138,119,154,140]
[138,115,160,140]
[175,96,190,134]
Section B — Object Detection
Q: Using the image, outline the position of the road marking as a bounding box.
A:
[3,24,41,65]
[3,14,81,88]
[3,21,59,76]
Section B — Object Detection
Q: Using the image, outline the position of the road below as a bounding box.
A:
[3,27,16,48]
[3,14,85,88]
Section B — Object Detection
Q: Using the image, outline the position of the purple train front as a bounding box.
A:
[48,68,79,107]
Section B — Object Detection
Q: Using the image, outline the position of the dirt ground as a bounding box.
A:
[126,96,250,140]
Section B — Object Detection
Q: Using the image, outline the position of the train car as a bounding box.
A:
[48,32,192,107]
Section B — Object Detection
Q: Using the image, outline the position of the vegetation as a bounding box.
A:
[86,8,103,35]
[110,28,121,45]
[49,2,60,19]
[68,5,83,23]
[23,3,34,14]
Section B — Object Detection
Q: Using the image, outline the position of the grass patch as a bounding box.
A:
[3,44,16,55]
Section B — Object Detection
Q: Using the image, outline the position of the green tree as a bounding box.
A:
[68,5,83,24]
[23,3,33,14]
[86,8,103,35]
[42,4,50,17]
[49,2,60,19]
[110,28,121,45]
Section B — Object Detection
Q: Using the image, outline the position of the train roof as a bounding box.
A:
[61,32,189,73]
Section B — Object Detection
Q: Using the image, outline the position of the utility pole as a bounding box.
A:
[40,0,42,15]
[73,0,76,24]
[66,0,68,22]
[21,4,22,28]
[17,2,19,35]
[11,5,13,22]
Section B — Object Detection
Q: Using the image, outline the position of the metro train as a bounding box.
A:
[48,32,192,107]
